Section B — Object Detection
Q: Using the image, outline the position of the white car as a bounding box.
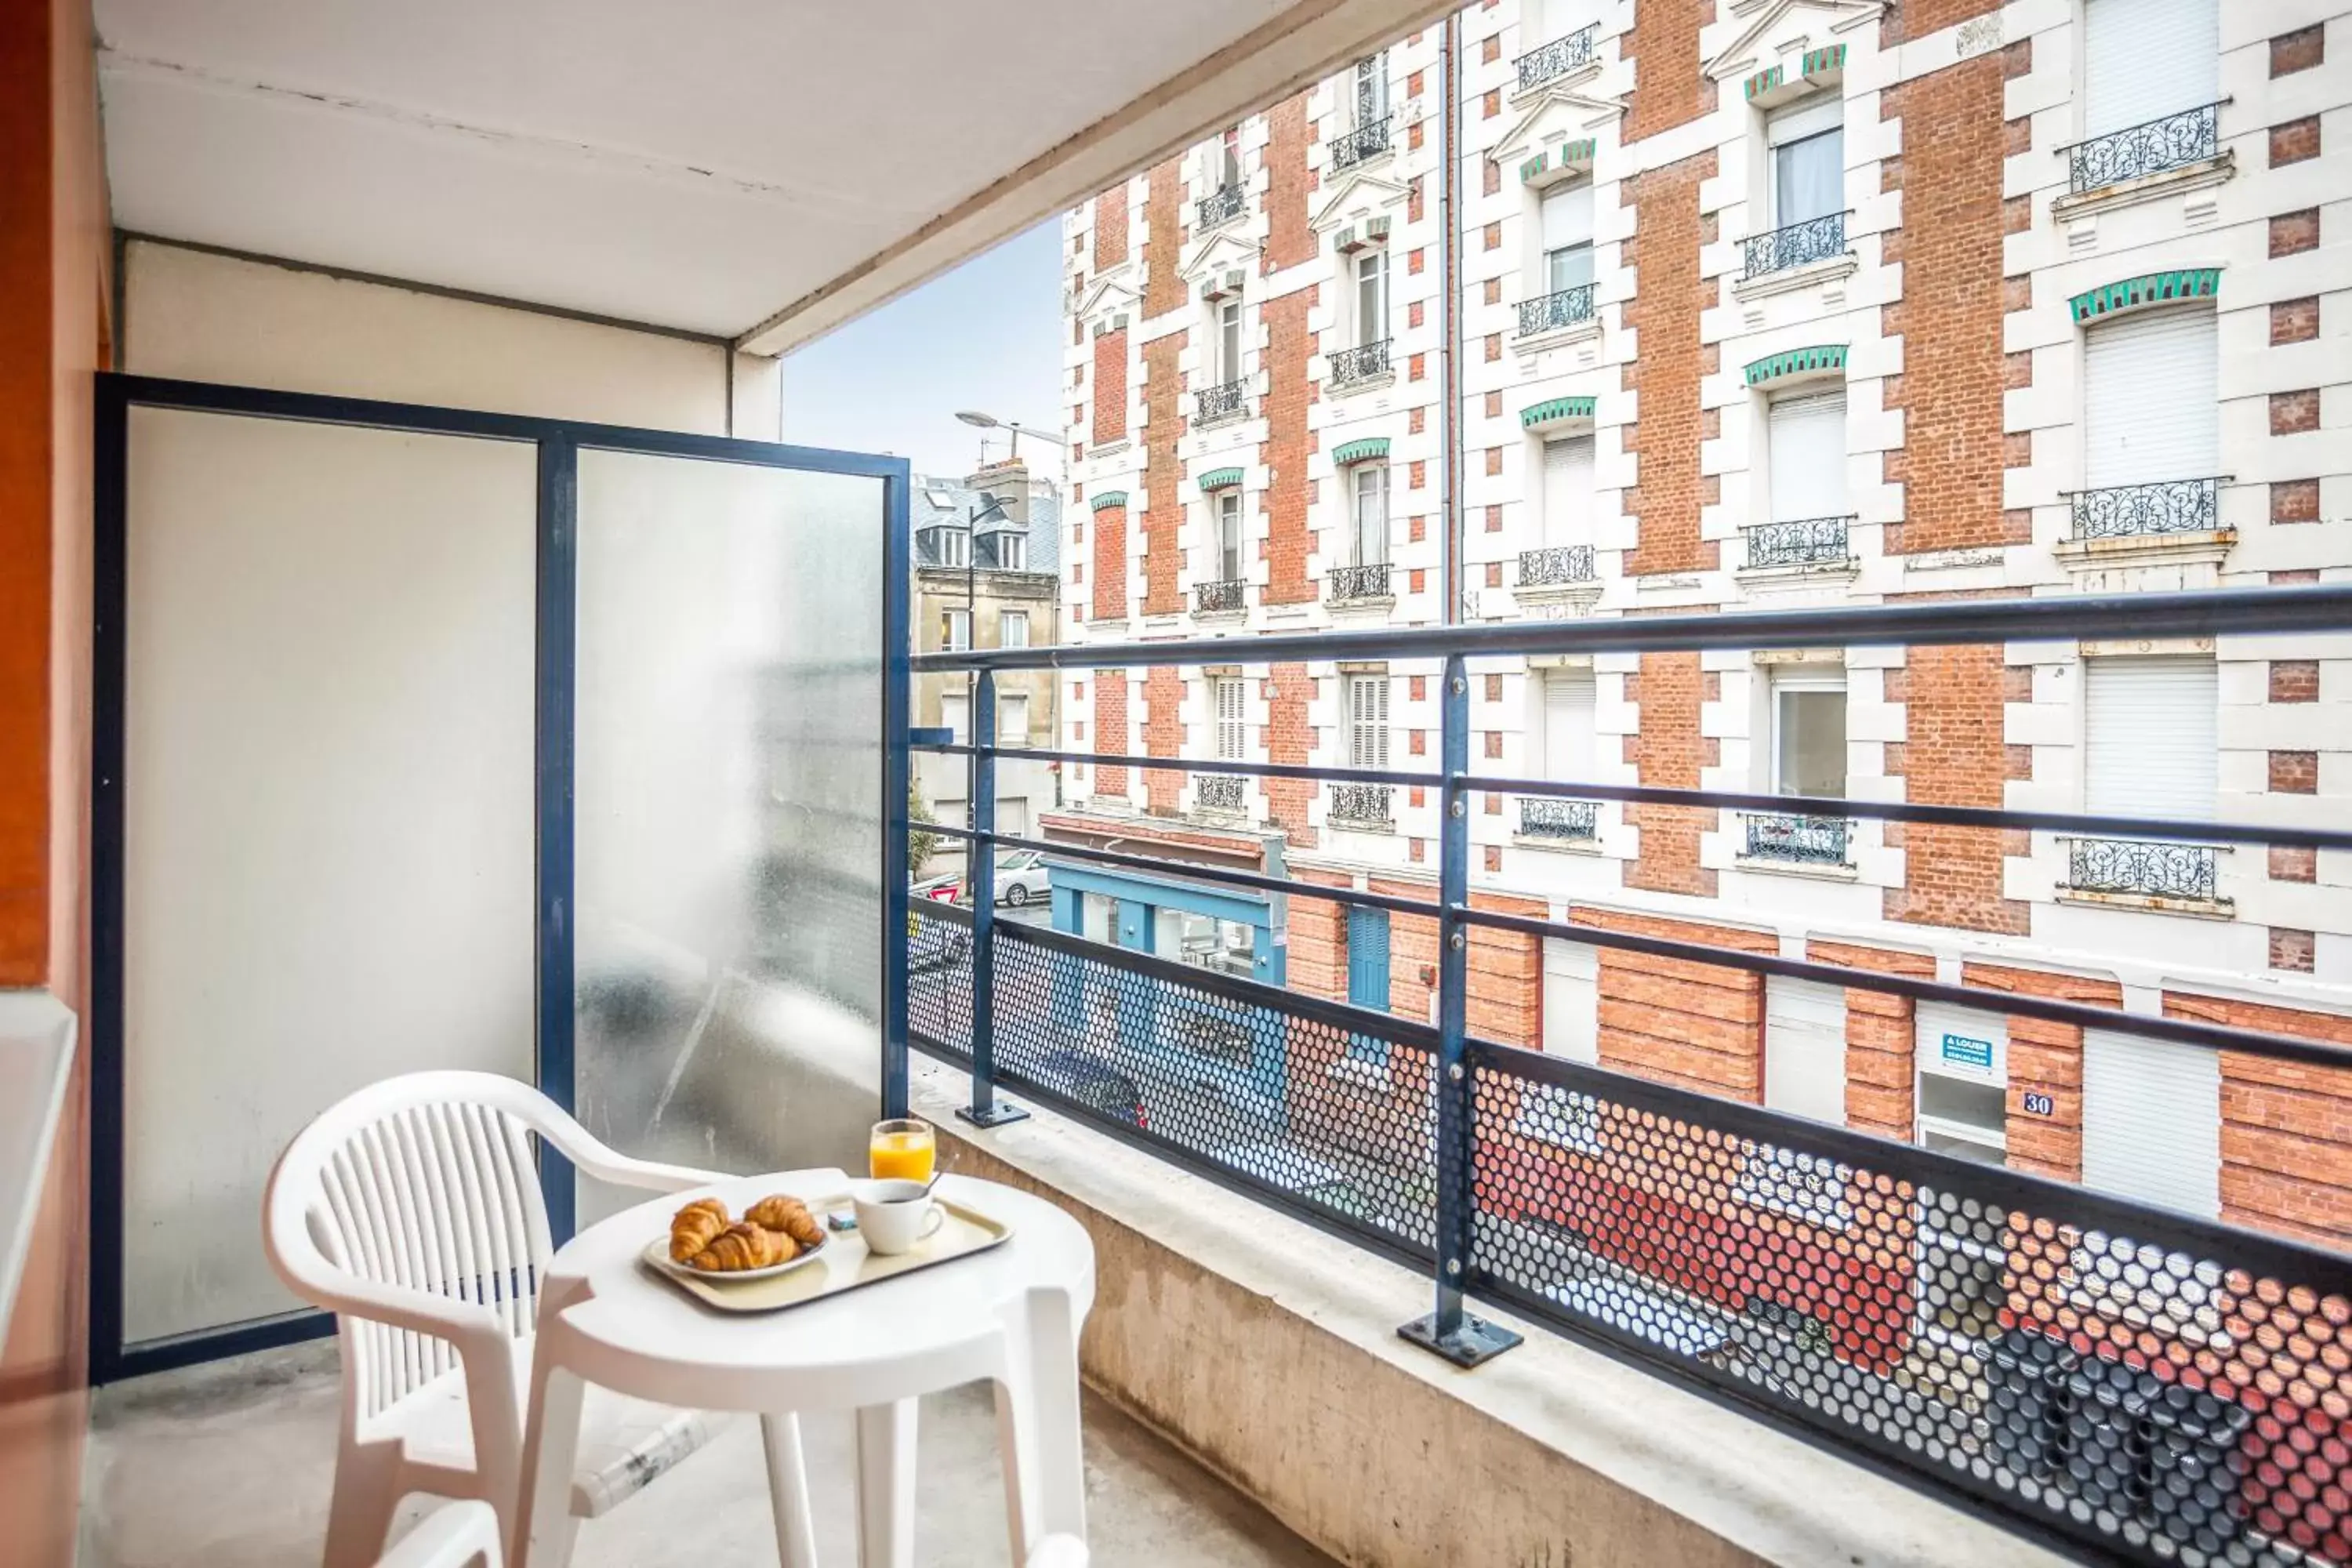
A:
[995,850,1051,908]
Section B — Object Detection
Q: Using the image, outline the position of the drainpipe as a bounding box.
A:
[1439,9,1463,626]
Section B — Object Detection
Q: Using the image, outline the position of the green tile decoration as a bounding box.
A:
[1197,466,1244,492]
[1330,437,1392,465]
[1089,490,1129,512]
[2068,268,2223,324]
[1520,152,1549,183]
[1744,65,1784,100]
[1743,344,1849,387]
[1520,396,1597,429]
[1802,45,1847,78]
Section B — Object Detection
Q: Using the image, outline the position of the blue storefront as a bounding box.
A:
[1044,861,1285,986]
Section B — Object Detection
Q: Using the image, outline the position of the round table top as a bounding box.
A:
[537,1168,1094,1411]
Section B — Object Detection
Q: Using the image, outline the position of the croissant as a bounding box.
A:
[744,1195,826,1249]
[691,1221,796,1272]
[670,1199,730,1263]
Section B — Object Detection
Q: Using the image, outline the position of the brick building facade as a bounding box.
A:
[1051,0,2352,1249]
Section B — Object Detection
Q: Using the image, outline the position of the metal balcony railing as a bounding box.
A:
[2070,477,2224,541]
[1193,577,1247,615]
[1327,562,1392,602]
[2066,102,2223,194]
[1519,797,1598,840]
[1196,772,1246,813]
[1517,544,1596,587]
[2064,837,2222,902]
[1328,114,1392,173]
[1328,338,1392,389]
[1515,24,1600,92]
[1515,282,1599,338]
[1745,517,1853,569]
[1193,379,1247,426]
[904,579,2352,1568]
[1196,183,1245,230]
[1742,211,1848,279]
[1328,782,1392,825]
[1743,812,1850,865]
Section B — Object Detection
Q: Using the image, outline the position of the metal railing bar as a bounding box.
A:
[1457,903,2352,1073]
[911,584,2352,673]
[2053,98,2230,154]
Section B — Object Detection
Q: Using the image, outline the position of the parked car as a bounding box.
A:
[995,850,1050,908]
[1036,1049,1148,1131]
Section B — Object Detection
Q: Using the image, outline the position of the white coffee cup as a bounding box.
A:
[851,1179,945,1256]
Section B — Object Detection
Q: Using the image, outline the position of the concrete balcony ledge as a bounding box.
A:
[912,1058,2069,1568]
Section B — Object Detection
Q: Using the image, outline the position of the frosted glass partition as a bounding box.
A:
[122,409,539,1345]
[573,451,887,1215]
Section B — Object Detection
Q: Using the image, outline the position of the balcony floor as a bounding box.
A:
[82,1342,1337,1568]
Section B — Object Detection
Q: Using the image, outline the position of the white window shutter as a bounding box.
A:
[1764,978,1848,1124]
[1541,181,1594,250]
[1542,436,1595,546]
[2085,0,2218,137]
[1215,677,1246,760]
[2083,656,2217,819]
[1767,390,1849,522]
[2083,307,2219,488]
[2082,1027,2220,1218]
[1542,670,1595,779]
[1541,938,1599,1062]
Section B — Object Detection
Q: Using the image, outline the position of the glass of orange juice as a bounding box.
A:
[869,1118,936,1183]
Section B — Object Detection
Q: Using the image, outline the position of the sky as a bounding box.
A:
[780,220,1067,485]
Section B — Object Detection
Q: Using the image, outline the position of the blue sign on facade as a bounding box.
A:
[2022,1091,2054,1117]
[1940,1032,1994,1071]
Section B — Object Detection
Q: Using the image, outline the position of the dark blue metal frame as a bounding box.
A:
[89,372,909,1384]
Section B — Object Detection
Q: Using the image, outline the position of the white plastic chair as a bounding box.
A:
[266,1069,808,1567]
[376,1501,503,1568]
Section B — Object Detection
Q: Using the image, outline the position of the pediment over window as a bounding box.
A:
[1704,0,1883,85]
[1072,271,1141,329]
[1492,88,1624,174]
[1178,227,1261,287]
[1310,168,1410,235]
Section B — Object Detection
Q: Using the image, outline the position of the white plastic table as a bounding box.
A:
[511,1168,1094,1568]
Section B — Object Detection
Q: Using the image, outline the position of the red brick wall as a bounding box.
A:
[1622,154,1719,576]
[1142,666,1183,814]
[1624,652,1717,896]
[1883,0,1998,42]
[1142,332,1185,616]
[1265,662,1316,848]
[1287,869,1348,1001]
[1573,908,1772,1101]
[1092,185,1127,272]
[2167,992,2352,1249]
[1261,292,1316,605]
[1623,0,1716,143]
[1265,93,1315,272]
[1882,53,2009,554]
[1886,643,2029,935]
[1143,155,1186,319]
[1089,499,1128,622]
[1091,327,1128,449]
[1092,670,1129,798]
[1809,940,1936,1139]
[1960,964,2122,1184]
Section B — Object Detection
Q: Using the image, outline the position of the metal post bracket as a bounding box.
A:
[1399,1310,1525,1368]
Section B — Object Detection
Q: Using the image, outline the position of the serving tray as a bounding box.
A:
[639,1195,1014,1313]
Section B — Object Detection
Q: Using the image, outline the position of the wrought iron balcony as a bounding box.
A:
[1193,378,1247,426]
[1328,782,1392,826]
[1515,283,1599,338]
[1515,24,1600,92]
[1328,114,1392,173]
[1196,182,1245,230]
[1745,516,1853,569]
[1741,211,1849,280]
[2066,103,2223,194]
[1193,577,1247,615]
[1519,797,1598,840]
[2069,477,2223,541]
[1517,544,1596,587]
[2065,838,2221,903]
[1743,813,1851,866]
[1195,772,1246,813]
[1327,562,1392,602]
[1327,338,1392,389]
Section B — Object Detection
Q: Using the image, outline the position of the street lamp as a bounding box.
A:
[955,409,1063,487]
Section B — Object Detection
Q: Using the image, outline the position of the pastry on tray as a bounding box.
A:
[670,1198,731,1263]
[744,1194,826,1249]
[689,1220,796,1272]
[666,1195,825,1272]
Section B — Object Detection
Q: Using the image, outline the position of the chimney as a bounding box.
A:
[967,455,1030,529]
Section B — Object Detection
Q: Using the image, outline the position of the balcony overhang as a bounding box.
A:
[96,0,1461,350]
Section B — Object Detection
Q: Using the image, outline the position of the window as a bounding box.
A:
[1215,490,1243,582]
[1766,390,1847,522]
[2084,307,2219,489]
[934,527,970,568]
[2083,0,2218,140]
[1214,675,1247,760]
[1767,98,1842,227]
[993,532,1028,572]
[1539,180,1595,294]
[940,691,971,744]
[2083,656,2217,820]
[1218,129,1241,191]
[942,608,971,651]
[1763,978,1847,1124]
[1541,435,1595,546]
[1353,53,1388,127]
[1346,673,1390,767]
[1350,465,1389,566]
[1769,668,1846,798]
[2082,1027,2220,1218]
[1540,938,1598,1064]
[1541,669,1595,782]
[1353,249,1388,347]
[999,610,1030,648]
[997,692,1029,747]
[1217,297,1243,383]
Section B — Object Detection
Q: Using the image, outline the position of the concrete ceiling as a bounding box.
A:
[95,0,1449,349]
